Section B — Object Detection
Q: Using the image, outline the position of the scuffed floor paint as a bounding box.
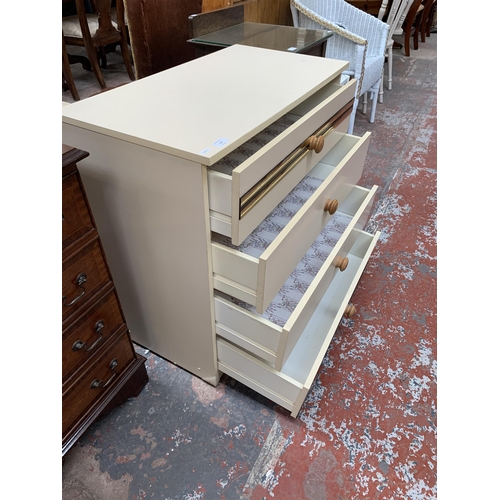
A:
[241,48,437,499]
[62,34,437,500]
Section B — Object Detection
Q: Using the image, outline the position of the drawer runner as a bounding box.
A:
[239,99,354,218]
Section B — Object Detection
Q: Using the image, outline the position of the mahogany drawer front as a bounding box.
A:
[214,184,377,371]
[62,171,95,249]
[62,239,112,323]
[62,328,136,439]
[211,132,371,315]
[62,290,127,384]
[207,78,357,245]
[217,228,380,418]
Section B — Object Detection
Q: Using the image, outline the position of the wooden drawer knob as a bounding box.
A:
[334,257,349,272]
[324,198,338,215]
[306,135,324,154]
[344,304,356,318]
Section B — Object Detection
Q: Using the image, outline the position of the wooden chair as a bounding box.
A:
[419,0,437,42]
[62,0,134,90]
[110,4,130,43]
[399,0,424,56]
[62,34,80,101]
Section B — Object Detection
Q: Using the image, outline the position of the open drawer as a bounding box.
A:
[207,78,357,245]
[211,133,371,314]
[217,228,380,417]
[214,183,377,372]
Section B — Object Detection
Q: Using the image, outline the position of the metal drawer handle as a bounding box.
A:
[333,257,349,272]
[90,358,118,389]
[63,273,87,307]
[344,304,356,318]
[72,320,105,352]
[324,199,339,215]
[305,135,324,154]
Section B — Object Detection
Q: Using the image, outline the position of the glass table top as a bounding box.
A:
[189,22,333,53]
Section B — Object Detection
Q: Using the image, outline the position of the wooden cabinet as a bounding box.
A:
[124,0,293,78]
[344,0,383,15]
[62,45,380,417]
[62,145,148,456]
[201,0,293,26]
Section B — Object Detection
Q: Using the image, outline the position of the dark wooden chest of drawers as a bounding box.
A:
[62,145,148,456]
[345,0,383,15]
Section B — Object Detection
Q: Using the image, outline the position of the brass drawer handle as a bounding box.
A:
[344,304,356,318]
[62,273,87,307]
[324,199,338,215]
[333,257,349,272]
[305,135,324,154]
[90,358,118,389]
[72,320,105,352]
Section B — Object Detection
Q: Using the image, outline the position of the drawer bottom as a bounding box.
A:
[217,228,380,417]
[62,328,136,439]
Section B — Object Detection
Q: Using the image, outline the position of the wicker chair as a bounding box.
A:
[291,0,389,133]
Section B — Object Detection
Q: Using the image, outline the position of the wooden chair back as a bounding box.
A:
[89,0,121,43]
[63,0,134,89]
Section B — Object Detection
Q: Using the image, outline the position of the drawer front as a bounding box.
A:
[212,133,371,315]
[62,291,127,383]
[233,79,357,200]
[214,185,378,371]
[218,338,302,412]
[207,79,357,245]
[62,239,112,323]
[62,172,94,249]
[233,106,353,245]
[217,229,380,418]
[62,328,136,439]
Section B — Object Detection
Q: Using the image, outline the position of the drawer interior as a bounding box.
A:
[215,208,351,324]
[212,178,352,299]
[211,133,371,311]
[280,230,379,384]
[214,184,377,370]
[209,81,347,177]
[207,79,357,243]
[217,229,380,416]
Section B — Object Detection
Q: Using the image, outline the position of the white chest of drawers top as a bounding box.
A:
[62,45,379,417]
[62,45,349,164]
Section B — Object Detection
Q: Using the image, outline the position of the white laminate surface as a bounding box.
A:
[61,45,348,165]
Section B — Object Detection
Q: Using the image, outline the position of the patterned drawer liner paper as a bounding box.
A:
[209,113,302,175]
[214,174,352,328]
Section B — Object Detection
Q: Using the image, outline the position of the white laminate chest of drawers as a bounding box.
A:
[62,45,380,417]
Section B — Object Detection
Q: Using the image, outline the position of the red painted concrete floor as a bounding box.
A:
[62,32,437,500]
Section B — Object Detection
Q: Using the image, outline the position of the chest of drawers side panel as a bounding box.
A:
[62,128,219,385]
